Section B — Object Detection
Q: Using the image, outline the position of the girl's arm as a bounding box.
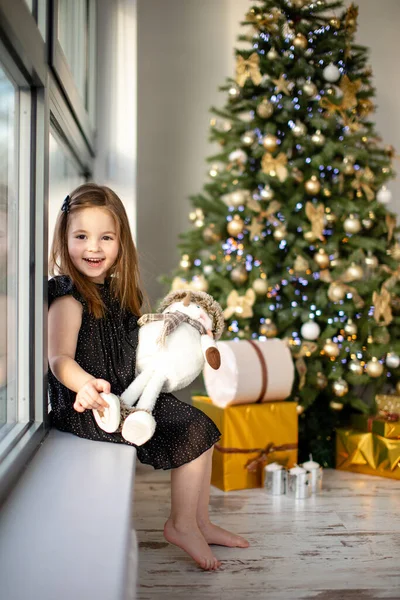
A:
[48,295,109,412]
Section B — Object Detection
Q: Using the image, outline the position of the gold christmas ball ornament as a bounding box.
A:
[343,214,361,235]
[330,400,344,411]
[259,318,278,338]
[329,17,341,28]
[343,157,355,176]
[324,210,336,224]
[296,404,305,415]
[344,319,357,336]
[262,133,279,152]
[314,248,330,269]
[323,338,340,358]
[180,254,191,270]
[273,226,287,241]
[267,47,279,60]
[227,215,245,237]
[364,252,379,270]
[327,282,346,303]
[366,357,384,378]
[332,378,349,398]
[252,277,269,295]
[240,131,256,146]
[386,352,400,369]
[230,265,248,285]
[344,262,364,282]
[304,175,321,195]
[303,81,318,97]
[292,120,307,137]
[202,225,221,244]
[311,130,326,146]
[293,33,308,50]
[315,371,328,390]
[348,359,363,375]
[257,99,274,119]
[260,185,274,201]
[304,230,318,242]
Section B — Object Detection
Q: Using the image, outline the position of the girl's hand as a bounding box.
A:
[74,379,111,413]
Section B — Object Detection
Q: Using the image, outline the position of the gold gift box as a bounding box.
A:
[336,429,400,480]
[192,396,298,491]
[351,414,400,439]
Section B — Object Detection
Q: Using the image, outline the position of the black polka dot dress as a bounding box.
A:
[48,276,221,469]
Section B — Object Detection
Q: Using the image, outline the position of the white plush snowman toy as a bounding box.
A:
[92,290,224,446]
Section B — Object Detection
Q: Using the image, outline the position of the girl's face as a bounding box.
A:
[67,207,119,283]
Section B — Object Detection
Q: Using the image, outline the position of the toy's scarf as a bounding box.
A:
[138,311,207,346]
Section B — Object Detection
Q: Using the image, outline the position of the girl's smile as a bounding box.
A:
[67,207,119,283]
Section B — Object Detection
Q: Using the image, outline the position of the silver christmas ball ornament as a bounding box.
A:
[323,63,341,83]
[386,352,400,369]
[376,186,392,205]
[300,320,320,341]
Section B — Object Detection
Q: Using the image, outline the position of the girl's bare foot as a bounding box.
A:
[198,522,250,548]
[164,518,221,571]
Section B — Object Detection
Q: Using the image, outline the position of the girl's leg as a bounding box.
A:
[196,446,250,548]
[163,447,221,571]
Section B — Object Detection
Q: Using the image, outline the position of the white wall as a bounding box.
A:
[137,0,400,306]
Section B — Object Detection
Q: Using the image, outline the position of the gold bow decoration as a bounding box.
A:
[259,200,282,226]
[385,214,397,243]
[246,7,281,33]
[345,3,359,34]
[223,288,256,320]
[340,75,361,110]
[357,98,374,118]
[235,53,263,87]
[372,286,393,326]
[320,96,344,119]
[305,202,325,241]
[261,152,288,182]
[293,342,318,390]
[381,265,400,291]
[351,167,375,201]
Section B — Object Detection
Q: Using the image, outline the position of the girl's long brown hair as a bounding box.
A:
[49,183,146,318]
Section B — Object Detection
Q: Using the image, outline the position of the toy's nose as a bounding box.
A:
[182,291,192,306]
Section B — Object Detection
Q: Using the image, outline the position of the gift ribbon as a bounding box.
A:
[214,442,298,472]
[246,340,268,402]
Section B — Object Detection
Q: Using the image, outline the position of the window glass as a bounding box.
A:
[49,130,85,263]
[58,0,87,102]
[0,64,18,440]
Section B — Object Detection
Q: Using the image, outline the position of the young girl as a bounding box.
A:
[48,183,249,571]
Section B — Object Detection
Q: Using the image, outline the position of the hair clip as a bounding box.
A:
[61,195,70,213]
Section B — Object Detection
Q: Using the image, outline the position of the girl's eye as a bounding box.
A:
[76,234,86,240]
[103,235,113,241]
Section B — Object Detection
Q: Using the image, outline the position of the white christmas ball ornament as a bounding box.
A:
[301,320,321,341]
[376,186,392,205]
[323,63,341,83]
[228,149,248,164]
[386,352,400,369]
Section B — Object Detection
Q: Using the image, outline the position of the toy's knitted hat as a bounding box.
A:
[158,290,225,340]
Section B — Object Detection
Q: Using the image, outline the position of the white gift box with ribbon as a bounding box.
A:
[203,338,295,407]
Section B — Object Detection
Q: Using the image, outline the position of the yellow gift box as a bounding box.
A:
[351,414,400,439]
[192,396,298,491]
[336,429,400,480]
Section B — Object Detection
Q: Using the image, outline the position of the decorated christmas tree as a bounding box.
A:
[167,0,399,466]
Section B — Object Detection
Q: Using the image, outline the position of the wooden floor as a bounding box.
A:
[132,465,400,600]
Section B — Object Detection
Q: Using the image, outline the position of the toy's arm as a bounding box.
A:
[201,333,221,370]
